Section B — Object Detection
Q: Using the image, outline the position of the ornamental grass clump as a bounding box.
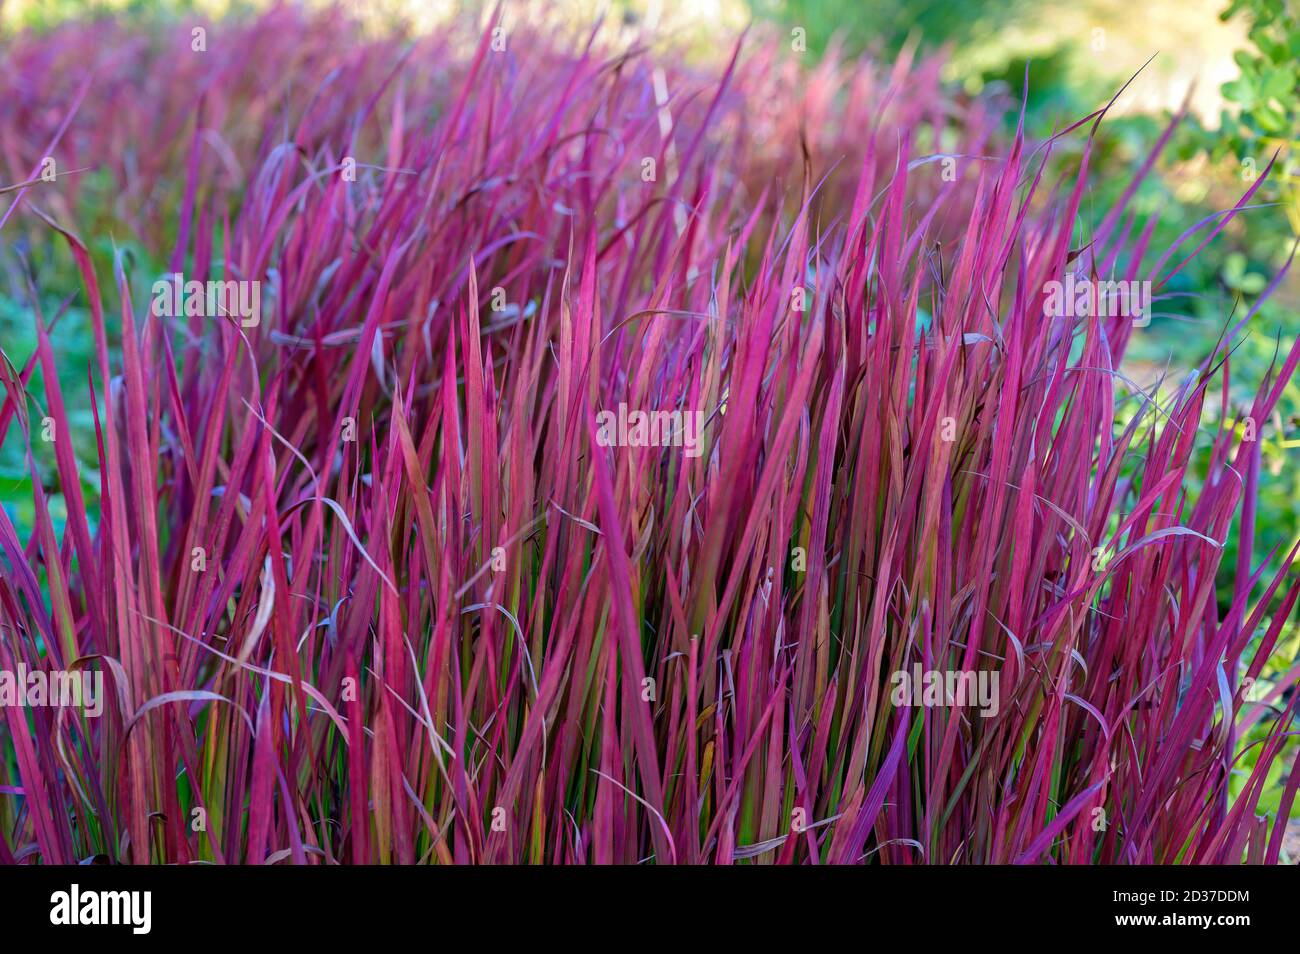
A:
[0,6,1296,865]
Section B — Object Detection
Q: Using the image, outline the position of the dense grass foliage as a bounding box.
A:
[0,5,1297,864]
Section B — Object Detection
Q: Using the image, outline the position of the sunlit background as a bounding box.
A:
[0,0,1258,125]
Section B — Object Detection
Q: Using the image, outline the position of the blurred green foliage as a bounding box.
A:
[748,0,1030,61]
[1185,0,1300,243]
